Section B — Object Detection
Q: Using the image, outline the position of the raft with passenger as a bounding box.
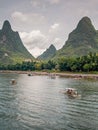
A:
[64,88,81,98]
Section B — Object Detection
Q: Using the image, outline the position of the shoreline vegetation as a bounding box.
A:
[1,70,98,80]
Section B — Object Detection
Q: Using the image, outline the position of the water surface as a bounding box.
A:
[0,73,98,130]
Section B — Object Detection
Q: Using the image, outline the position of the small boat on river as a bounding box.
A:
[64,88,81,98]
[49,73,56,79]
[28,73,33,76]
[11,79,17,85]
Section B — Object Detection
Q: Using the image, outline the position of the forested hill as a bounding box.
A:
[54,16,98,59]
[37,44,56,60]
[0,20,34,65]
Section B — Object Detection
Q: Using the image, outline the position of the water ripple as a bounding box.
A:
[0,74,98,130]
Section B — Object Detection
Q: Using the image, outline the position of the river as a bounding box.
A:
[0,73,98,130]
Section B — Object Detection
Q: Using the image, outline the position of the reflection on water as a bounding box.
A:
[0,73,98,130]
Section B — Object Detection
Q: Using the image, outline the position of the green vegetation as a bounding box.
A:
[1,52,98,73]
[0,60,56,71]
[53,17,98,59]
[1,16,98,72]
[58,52,98,72]
[0,20,34,65]
[37,44,56,60]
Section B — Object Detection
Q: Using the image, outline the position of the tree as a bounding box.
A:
[83,64,91,72]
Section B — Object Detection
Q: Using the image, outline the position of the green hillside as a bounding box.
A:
[0,20,34,65]
[54,17,98,59]
[37,44,56,60]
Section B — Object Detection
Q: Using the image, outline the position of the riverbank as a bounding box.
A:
[1,70,98,79]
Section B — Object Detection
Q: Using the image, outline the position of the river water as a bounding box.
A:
[0,73,98,130]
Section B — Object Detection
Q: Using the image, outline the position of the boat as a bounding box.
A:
[28,73,32,76]
[49,73,56,79]
[11,79,17,85]
[64,88,80,98]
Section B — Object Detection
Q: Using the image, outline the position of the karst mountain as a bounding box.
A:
[0,20,34,65]
[37,44,56,60]
[54,16,98,59]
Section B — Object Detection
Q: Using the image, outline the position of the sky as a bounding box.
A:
[0,0,98,57]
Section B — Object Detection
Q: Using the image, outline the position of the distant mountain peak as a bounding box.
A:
[2,20,12,31]
[49,44,56,49]
[76,16,96,34]
[79,16,91,24]
[37,44,56,60]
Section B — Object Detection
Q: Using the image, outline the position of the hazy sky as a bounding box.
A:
[0,0,98,57]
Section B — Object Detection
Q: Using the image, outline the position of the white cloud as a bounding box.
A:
[29,47,45,58]
[12,11,45,23]
[11,11,63,57]
[30,0,40,7]
[19,30,48,57]
[11,12,27,22]
[49,23,59,33]
[53,38,64,49]
[30,0,60,7]
[30,0,46,9]
[11,11,46,31]
[19,29,63,57]
[48,0,60,4]
[51,23,59,29]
